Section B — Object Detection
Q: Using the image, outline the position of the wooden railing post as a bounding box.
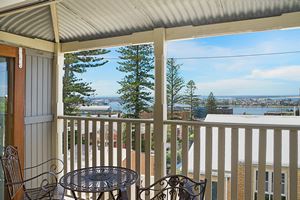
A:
[153,28,167,181]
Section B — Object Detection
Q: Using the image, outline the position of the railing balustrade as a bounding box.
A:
[58,115,299,200]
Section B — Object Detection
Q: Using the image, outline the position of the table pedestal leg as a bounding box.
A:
[71,191,78,200]
[117,188,128,200]
[97,192,104,200]
[110,191,116,200]
[95,191,116,200]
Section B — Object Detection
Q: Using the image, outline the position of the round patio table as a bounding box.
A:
[59,166,139,200]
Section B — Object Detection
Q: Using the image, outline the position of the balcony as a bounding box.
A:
[50,115,299,200]
[1,1,300,200]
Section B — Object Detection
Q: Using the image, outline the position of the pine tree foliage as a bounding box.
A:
[63,49,110,115]
[117,45,154,118]
[206,92,217,114]
[167,58,185,119]
[184,80,200,120]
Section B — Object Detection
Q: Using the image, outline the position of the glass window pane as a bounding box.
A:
[281,173,285,195]
[212,182,217,200]
[271,172,274,193]
[255,170,259,191]
[265,171,269,192]
[0,57,8,200]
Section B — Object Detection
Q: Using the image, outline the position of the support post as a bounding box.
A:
[153,28,167,181]
[52,43,64,172]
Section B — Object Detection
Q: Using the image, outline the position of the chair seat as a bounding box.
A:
[137,175,207,200]
[25,183,57,200]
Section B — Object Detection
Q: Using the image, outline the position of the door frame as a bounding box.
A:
[0,44,25,191]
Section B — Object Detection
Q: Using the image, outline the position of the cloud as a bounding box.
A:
[195,78,290,96]
[167,35,300,73]
[167,40,231,58]
[249,65,300,81]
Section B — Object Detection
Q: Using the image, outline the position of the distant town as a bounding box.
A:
[78,95,300,119]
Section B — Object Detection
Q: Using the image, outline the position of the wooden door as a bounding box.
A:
[0,44,25,200]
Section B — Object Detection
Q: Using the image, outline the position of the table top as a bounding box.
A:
[59,166,139,193]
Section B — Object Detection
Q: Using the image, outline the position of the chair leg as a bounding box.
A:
[60,189,65,200]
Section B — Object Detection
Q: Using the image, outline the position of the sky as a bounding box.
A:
[80,29,300,97]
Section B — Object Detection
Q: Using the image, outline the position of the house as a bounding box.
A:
[0,1,299,200]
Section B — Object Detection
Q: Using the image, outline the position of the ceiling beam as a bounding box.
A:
[0,0,64,18]
[50,1,60,43]
[0,31,55,52]
[166,12,300,41]
[61,11,300,53]
[61,30,154,52]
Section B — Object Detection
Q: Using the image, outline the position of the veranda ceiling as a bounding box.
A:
[1,0,300,43]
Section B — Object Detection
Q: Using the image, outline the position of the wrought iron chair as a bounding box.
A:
[0,145,64,200]
[137,175,207,200]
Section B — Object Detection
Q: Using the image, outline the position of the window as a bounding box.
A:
[254,170,287,200]
[212,182,217,200]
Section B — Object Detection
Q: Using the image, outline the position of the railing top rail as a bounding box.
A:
[164,119,300,130]
[58,115,300,130]
[58,115,154,124]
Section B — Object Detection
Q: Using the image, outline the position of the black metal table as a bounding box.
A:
[59,166,139,200]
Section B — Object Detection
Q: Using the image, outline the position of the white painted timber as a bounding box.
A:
[117,122,122,167]
[126,122,132,199]
[145,123,151,189]
[193,125,201,181]
[170,124,177,175]
[166,12,300,41]
[92,120,97,167]
[51,43,63,173]
[50,1,60,43]
[84,120,90,168]
[77,119,82,169]
[231,128,239,200]
[205,126,212,200]
[61,30,154,52]
[59,115,300,200]
[100,120,105,166]
[153,28,167,181]
[108,121,114,166]
[70,119,75,171]
[182,125,189,176]
[244,128,253,200]
[273,129,282,200]
[217,127,225,200]
[0,31,55,52]
[63,119,67,175]
[135,123,141,183]
[24,48,54,188]
[289,129,298,200]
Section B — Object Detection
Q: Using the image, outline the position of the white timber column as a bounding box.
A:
[153,28,167,181]
[52,43,64,169]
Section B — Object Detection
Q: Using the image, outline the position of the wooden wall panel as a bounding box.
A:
[24,49,54,189]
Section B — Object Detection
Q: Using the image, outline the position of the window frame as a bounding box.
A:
[254,169,287,200]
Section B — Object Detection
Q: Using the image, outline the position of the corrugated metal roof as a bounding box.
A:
[0,6,54,41]
[0,0,300,42]
[0,0,46,12]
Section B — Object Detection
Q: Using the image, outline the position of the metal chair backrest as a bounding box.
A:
[137,175,207,200]
[0,145,24,199]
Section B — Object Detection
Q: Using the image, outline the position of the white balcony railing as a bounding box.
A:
[58,115,299,200]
